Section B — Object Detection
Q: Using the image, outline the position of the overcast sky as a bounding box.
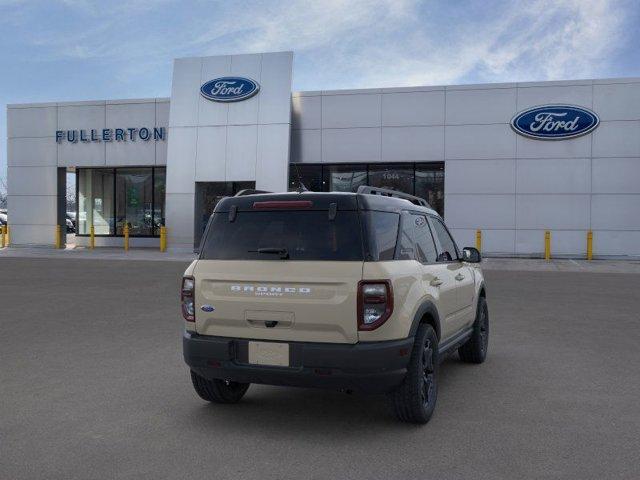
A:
[1,0,639,187]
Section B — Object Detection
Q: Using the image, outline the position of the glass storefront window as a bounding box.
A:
[78,169,114,235]
[77,167,165,237]
[115,169,153,236]
[288,164,322,192]
[368,164,414,194]
[153,169,166,234]
[288,162,445,217]
[323,164,367,192]
[415,164,444,217]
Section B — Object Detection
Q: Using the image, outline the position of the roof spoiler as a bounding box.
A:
[356,185,431,208]
[234,189,272,197]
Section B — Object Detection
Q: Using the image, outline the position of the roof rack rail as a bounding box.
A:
[356,185,431,208]
[234,189,272,197]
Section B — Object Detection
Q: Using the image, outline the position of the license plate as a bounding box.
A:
[248,341,290,367]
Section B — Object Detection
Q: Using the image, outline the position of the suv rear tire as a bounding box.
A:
[389,324,438,424]
[458,296,489,364]
[190,370,250,403]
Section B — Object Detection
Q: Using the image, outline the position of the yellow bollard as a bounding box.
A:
[90,225,95,250]
[6,224,9,246]
[1,225,5,248]
[123,224,129,251]
[587,230,593,261]
[55,224,62,249]
[544,230,551,261]
[160,226,167,252]
[475,229,482,252]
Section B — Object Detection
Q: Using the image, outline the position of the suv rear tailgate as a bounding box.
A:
[194,260,362,343]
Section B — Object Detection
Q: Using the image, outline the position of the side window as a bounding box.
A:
[394,213,438,263]
[396,214,416,260]
[413,215,438,263]
[365,211,400,261]
[429,217,459,262]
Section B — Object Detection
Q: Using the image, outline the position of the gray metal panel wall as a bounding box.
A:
[291,78,640,257]
[165,52,293,251]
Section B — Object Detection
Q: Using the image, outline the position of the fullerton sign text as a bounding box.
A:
[55,127,166,144]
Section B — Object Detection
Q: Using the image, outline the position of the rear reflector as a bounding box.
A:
[253,200,313,209]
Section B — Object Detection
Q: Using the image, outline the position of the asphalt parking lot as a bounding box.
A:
[1,257,639,479]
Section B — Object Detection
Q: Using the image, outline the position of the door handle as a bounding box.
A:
[430,277,443,287]
[455,273,465,281]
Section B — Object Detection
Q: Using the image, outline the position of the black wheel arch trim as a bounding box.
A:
[476,281,487,319]
[478,280,487,298]
[408,300,442,340]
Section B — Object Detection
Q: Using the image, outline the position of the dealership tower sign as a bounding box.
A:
[511,105,599,140]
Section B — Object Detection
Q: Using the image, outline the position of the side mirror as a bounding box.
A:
[462,247,481,263]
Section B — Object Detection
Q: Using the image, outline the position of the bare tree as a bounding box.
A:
[0,176,7,209]
[66,173,76,212]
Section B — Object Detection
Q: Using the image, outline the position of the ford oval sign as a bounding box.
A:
[511,105,599,140]
[200,77,260,102]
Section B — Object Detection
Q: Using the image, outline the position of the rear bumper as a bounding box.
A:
[183,331,414,394]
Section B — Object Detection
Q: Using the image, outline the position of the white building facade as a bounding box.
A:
[6,51,640,257]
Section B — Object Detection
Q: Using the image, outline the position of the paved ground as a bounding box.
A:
[3,244,640,273]
[0,243,197,263]
[1,258,639,479]
[482,256,640,273]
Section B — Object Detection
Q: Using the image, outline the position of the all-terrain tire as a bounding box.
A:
[389,324,438,424]
[190,370,250,404]
[458,296,489,364]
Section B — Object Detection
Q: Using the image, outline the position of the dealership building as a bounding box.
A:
[6,51,640,257]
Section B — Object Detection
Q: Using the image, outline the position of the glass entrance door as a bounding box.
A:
[194,181,255,249]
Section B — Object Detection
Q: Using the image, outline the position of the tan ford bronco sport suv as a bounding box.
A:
[182,186,488,423]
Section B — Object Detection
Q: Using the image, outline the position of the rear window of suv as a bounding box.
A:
[200,210,364,261]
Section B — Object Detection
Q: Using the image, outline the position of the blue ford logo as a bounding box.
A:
[200,305,215,312]
[200,77,260,102]
[511,105,599,140]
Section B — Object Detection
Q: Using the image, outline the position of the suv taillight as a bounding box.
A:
[358,280,393,331]
[181,276,195,322]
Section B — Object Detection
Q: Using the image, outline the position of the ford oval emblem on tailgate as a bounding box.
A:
[200,305,215,312]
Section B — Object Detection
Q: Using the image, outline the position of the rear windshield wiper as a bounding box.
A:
[249,247,290,259]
